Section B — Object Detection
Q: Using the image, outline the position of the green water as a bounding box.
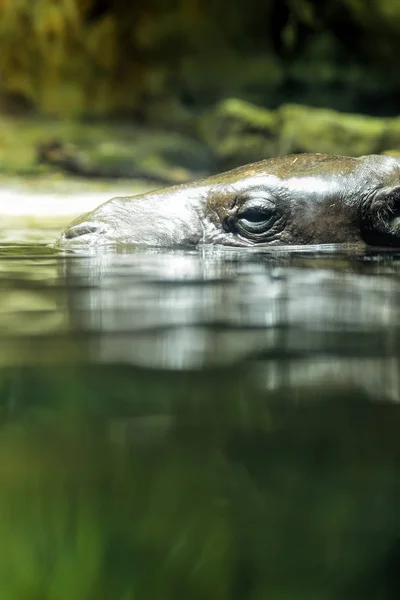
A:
[1,238,400,600]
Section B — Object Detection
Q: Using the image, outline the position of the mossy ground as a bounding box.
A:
[2,100,400,186]
[0,116,211,182]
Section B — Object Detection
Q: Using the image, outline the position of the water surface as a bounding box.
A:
[1,216,400,599]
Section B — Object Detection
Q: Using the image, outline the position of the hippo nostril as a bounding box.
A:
[64,222,104,239]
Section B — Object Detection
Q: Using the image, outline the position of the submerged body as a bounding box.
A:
[57,153,400,248]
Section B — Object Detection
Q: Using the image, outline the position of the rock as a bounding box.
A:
[198,98,392,169]
[276,104,387,156]
[198,98,278,170]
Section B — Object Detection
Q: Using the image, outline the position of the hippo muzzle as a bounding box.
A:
[58,188,206,248]
[57,153,400,249]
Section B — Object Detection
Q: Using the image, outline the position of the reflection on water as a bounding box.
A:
[1,241,400,598]
[2,244,400,397]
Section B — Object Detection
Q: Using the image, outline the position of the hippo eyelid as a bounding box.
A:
[235,184,276,204]
[236,196,276,218]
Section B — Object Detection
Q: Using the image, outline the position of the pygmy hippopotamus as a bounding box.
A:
[57,153,400,248]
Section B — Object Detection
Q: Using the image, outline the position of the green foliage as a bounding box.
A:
[0,0,135,116]
[1,0,400,118]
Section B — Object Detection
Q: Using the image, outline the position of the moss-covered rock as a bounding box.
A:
[276,104,387,156]
[198,98,393,168]
[382,149,400,157]
[380,117,400,153]
[198,98,278,170]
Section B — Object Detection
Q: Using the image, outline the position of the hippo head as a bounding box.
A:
[57,153,400,249]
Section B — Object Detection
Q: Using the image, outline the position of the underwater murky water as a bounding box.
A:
[2,217,400,599]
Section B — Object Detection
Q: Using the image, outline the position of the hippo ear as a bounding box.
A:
[363,185,400,221]
[361,184,400,245]
[374,184,400,204]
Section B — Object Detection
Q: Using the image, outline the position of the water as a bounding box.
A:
[2,210,400,598]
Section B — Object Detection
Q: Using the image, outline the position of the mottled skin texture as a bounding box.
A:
[57,153,400,248]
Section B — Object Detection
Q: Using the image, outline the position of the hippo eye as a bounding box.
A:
[235,199,277,237]
[239,207,271,223]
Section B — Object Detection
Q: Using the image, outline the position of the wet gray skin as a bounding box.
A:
[57,153,400,248]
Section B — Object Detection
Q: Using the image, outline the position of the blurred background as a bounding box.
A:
[3,5,400,600]
[2,0,400,182]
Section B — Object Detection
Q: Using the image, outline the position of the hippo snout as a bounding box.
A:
[58,190,205,248]
[57,220,115,247]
